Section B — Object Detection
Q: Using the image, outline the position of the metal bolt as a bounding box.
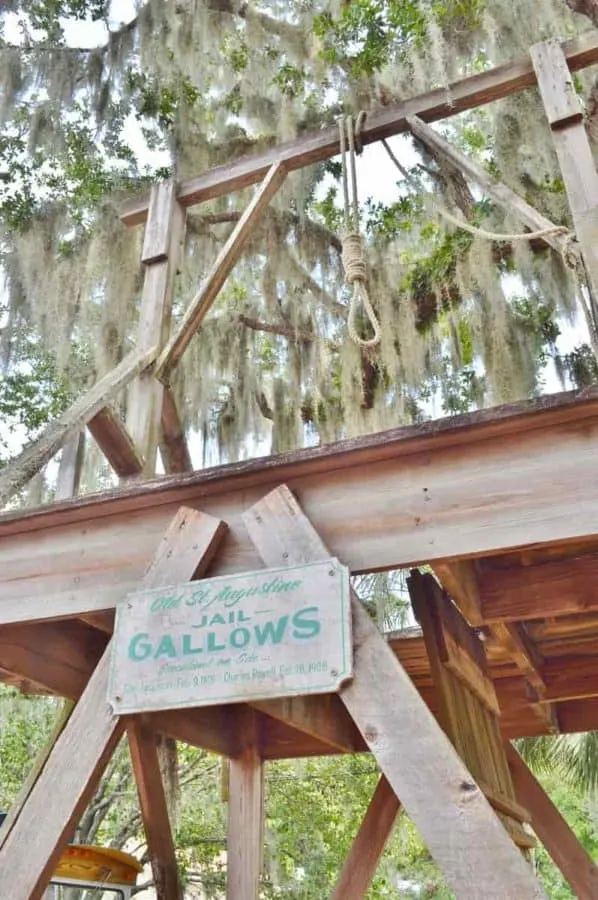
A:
[282,551,289,559]
[330,669,338,678]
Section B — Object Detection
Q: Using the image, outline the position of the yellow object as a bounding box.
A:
[53,845,142,886]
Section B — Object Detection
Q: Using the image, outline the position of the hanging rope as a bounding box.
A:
[338,112,381,349]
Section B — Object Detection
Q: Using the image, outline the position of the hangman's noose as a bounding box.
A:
[338,112,381,349]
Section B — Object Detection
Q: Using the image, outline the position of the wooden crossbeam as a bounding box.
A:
[507,744,598,900]
[243,485,547,899]
[406,115,577,262]
[331,776,401,900]
[0,507,226,900]
[128,717,182,900]
[0,344,156,509]
[4,390,598,622]
[88,406,145,476]
[250,694,362,754]
[155,162,287,382]
[120,32,598,226]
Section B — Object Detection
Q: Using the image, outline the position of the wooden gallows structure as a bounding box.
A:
[3,31,598,900]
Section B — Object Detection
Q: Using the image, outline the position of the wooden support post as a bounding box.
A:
[155,161,287,383]
[127,181,186,476]
[227,707,264,900]
[160,386,192,473]
[0,507,226,900]
[128,716,182,900]
[244,486,547,900]
[531,39,598,332]
[54,432,85,501]
[506,743,598,899]
[331,776,401,900]
[88,406,145,477]
[0,344,156,509]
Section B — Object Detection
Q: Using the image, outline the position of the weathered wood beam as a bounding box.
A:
[0,507,226,900]
[127,181,186,476]
[128,717,182,900]
[120,32,598,226]
[331,776,401,900]
[250,694,363,754]
[160,387,193,474]
[480,553,598,622]
[227,707,263,900]
[244,486,547,899]
[531,40,598,328]
[0,344,157,509]
[149,706,239,757]
[507,744,598,900]
[87,406,145,477]
[541,656,598,703]
[406,114,577,262]
[155,162,287,382]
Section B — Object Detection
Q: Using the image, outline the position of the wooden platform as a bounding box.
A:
[2,387,598,753]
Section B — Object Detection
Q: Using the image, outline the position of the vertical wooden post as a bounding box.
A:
[531,39,598,338]
[227,708,264,900]
[127,181,186,475]
[506,743,598,900]
[55,432,85,501]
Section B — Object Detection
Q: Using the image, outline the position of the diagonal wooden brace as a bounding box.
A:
[243,485,546,900]
[0,506,227,900]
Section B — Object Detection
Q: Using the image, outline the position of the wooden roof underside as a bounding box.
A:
[3,387,598,753]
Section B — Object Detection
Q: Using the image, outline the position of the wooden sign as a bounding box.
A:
[108,559,352,714]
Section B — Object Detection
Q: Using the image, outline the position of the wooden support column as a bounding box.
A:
[507,743,598,899]
[127,181,186,475]
[331,776,401,900]
[227,707,264,900]
[243,486,547,900]
[0,507,226,900]
[55,432,85,501]
[531,39,598,331]
[128,716,182,900]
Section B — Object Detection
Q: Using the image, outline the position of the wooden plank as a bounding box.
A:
[88,405,145,476]
[0,344,157,509]
[433,560,484,626]
[155,162,287,382]
[244,486,547,900]
[481,553,598,622]
[0,506,226,900]
[128,182,186,476]
[542,656,598,702]
[532,40,598,310]
[227,707,263,900]
[150,706,239,757]
[161,387,192,474]
[331,776,401,900]
[507,743,598,899]
[406,115,577,262]
[55,432,85,501]
[250,694,362,753]
[128,716,182,900]
[4,391,598,626]
[120,32,598,226]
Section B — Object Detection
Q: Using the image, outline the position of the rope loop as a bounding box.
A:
[338,114,381,349]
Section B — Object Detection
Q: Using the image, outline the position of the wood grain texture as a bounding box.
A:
[4,391,598,625]
[507,743,598,899]
[0,506,226,900]
[250,694,362,753]
[55,432,85,501]
[119,32,598,225]
[227,707,263,900]
[160,387,192,473]
[243,486,546,900]
[331,776,401,900]
[155,162,287,381]
[127,182,186,476]
[88,406,145,476]
[128,716,182,900]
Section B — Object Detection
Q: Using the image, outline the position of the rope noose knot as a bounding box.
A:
[338,114,381,349]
